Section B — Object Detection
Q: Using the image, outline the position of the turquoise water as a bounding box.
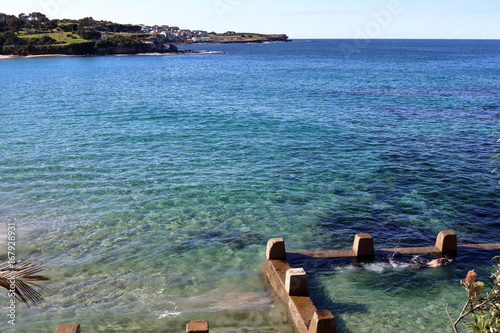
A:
[1,40,500,332]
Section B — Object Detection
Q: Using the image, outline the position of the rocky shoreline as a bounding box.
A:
[0,48,220,59]
[1,40,177,57]
[0,39,289,58]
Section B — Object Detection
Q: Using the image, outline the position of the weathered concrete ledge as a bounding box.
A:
[262,231,500,333]
[263,238,337,333]
[293,231,500,259]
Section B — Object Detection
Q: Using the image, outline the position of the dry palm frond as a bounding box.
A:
[0,259,49,307]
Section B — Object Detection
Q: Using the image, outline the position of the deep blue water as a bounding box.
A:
[1,39,500,332]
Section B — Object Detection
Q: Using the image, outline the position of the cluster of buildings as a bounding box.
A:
[140,25,210,43]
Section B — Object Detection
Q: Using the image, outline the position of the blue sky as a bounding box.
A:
[3,0,500,39]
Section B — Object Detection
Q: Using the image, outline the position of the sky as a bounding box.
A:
[2,0,500,39]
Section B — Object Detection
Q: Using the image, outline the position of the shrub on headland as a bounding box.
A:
[0,32,26,47]
[28,35,57,45]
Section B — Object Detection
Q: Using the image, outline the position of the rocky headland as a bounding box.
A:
[0,12,290,57]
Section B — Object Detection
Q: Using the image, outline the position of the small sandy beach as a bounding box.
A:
[0,54,73,60]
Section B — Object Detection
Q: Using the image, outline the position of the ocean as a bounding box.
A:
[1,39,500,332]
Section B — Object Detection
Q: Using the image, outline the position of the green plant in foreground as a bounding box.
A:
[448,257,500,333]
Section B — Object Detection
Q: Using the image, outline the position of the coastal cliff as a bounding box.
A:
[3,42,183,57]
[1,29,182,57]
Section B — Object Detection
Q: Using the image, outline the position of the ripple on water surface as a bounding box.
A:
[1,40,500,332]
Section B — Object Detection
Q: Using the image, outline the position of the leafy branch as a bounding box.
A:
[0,259,49,306]
[448,257,500,333]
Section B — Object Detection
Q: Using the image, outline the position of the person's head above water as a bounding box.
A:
[427,258,451,267]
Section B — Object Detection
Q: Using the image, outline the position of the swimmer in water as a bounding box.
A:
[389,253,452,268]
[426,258,452,267]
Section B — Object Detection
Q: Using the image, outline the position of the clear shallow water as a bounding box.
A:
[1,39,500,332]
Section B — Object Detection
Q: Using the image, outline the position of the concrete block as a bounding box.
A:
[309,310,336,333]
[266,238,286,260]
[186,320,209,333]
[352,233,374,257]
[435,230,457,253]
[286,268,308,296]
[54,325,81,333]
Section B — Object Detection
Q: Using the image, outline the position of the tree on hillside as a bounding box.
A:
[77,17,101,40]
[0,16,5,33]
[26,12,49,32]
[77,16,96,32]
[46,19,59,31]
[28,12,48,21]
[0,32,26,46]
[6,16,23,33]
[0,13,18,33]
[59,22,78,32]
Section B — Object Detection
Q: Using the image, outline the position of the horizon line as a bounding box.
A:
[288,37,500,40]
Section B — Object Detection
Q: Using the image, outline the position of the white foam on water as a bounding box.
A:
[158,302,181,319]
